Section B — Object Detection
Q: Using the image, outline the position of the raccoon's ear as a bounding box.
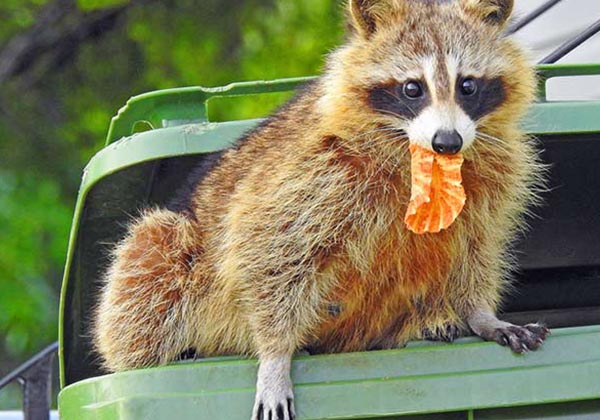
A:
[348,0,405,38]
[460,0,514,26]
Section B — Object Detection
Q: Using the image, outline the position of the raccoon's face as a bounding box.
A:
[321,0,535,155]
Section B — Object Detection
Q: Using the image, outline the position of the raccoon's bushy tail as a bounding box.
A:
[94,208,200,371]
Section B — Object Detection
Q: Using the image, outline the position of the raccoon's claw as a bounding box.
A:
[468,311,550,353]
[493,323,549,353]
[422,324,462,342]
[252,396,295,420]
[253,355,295,420]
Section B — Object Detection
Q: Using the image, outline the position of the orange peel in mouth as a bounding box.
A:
[404,144,466,234]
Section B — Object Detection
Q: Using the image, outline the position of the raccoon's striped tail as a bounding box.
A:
[94,208,200,371]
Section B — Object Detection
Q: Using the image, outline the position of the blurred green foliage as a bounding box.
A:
[77,0,129,11]
[0,1,49,38]
[0,0,344,409]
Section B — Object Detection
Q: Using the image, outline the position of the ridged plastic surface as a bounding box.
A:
[59,326,600,419]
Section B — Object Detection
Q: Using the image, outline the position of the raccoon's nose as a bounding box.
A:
[432,130,463,155]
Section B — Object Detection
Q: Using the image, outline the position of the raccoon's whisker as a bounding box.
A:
[405,104,418,118]
[476,131,504,141]
[365,138,408,186]
[373,108,411,122]
[348,128,407,153]
[345,127,404,144]
[362,133,407,151]
[381,90,418,118]
[394,142,410,167]
[476,137,508,150]
[360,151,392,187]
[467,144,519,184]
[475,135,510,154]
[382,89,403,102]
[474,143,510,160]
[474,137,509,152]
[387,152,407,180]
[468,145,483,162]
[476,131,510,147]
[324,127,403,156]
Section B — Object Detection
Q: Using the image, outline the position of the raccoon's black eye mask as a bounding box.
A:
[368,79,431,119]
[455,76,506,121]
[368,75,506,122]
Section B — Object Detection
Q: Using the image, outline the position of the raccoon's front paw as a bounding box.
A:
[252,356,296,420]
[252,386,295,420]
[468,311,550,354]
[422,323,462,342]
[492,323,549,353]
[253,394,295,420]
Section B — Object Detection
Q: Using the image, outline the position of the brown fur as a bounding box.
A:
[94,0,540,377]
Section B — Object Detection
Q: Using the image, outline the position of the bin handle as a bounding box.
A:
[537,63,600,99]
[105,63,600,145]
[105,76,315,145]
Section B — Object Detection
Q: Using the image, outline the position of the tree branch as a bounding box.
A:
[0,0,130,86]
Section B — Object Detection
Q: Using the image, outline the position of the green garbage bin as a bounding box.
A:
[58,64,600,419]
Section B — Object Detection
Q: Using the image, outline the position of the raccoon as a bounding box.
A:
[94,1,548,419]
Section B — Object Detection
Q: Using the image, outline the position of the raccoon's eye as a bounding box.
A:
[402,81,423,99]
[460,78,477,96]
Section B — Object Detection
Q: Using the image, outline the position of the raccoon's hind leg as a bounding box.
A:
[94,208,201,371]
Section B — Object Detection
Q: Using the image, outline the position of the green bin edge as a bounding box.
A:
[58,63,600,417]
[59,325,600,419]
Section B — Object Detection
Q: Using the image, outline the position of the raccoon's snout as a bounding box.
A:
[432,130,463,155]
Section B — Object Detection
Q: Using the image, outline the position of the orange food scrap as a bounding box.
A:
[404,144,466,234]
